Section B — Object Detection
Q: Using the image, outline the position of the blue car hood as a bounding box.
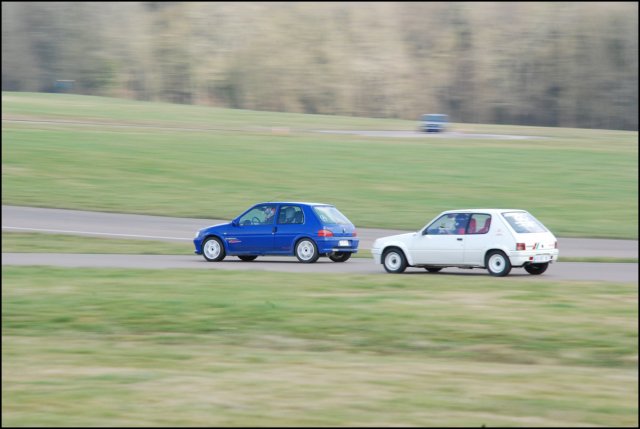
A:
[202,222,231,232]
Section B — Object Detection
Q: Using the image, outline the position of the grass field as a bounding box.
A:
[1,232,190,255]
[2,92,638,238]
[2,266,637,426]
[2,92,638,426]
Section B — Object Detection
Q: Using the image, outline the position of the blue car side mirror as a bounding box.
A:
[232,219,239,227]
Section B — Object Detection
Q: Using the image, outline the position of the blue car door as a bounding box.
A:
[226,204,277,254]
[273,205,305,253]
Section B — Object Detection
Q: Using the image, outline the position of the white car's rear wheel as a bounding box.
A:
[524,262,549,275]
[486,250,511,277]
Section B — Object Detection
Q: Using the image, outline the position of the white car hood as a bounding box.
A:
[374,232,417,246]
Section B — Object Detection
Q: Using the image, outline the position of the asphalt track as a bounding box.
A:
[315,129,543,140]
[2,205,638,282]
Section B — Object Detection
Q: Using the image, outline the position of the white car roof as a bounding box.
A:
[440,209,526,214]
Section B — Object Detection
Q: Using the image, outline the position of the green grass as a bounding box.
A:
[2,91,413,131]
[3,92,638,239]
[2,266,638,427]
[1,232,190,255]
[3,93,637,427]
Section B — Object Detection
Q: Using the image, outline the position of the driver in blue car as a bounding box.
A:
[263,206,276,224]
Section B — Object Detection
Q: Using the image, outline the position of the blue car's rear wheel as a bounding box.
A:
[295,239,319,263]
[202,237,226,262]
[328,251,351,262]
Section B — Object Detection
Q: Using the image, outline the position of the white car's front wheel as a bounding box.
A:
[383,248,407,274]
[485,250,512,277]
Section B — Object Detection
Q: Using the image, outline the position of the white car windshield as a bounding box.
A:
[502,212,548,233]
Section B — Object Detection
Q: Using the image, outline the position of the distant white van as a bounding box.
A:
[371,209,559,276]
[420,113,448,132]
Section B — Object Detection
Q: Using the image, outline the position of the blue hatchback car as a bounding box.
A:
[193,202,359,263]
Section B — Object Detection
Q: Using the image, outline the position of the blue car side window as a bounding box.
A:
[238,204,277,226]
[278,206,304,224]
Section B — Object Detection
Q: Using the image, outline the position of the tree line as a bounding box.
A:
[2,2,638,130]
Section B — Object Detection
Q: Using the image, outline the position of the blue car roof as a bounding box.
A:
[257,202,332,206]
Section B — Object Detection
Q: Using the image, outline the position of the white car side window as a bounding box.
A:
[468,214,492,234]
[426,214,457,235]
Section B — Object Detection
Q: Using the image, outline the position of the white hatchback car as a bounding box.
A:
[371,209,559,277]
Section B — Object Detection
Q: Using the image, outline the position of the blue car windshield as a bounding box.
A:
[313,206,351,225]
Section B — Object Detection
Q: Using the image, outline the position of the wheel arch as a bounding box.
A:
[294,236,320,263]
[381,244,413,265]
[483,246,511,267]
[203,233,228,252]
[295,235,317,247]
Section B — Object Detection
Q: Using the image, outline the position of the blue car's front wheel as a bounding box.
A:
[203,237,226,262]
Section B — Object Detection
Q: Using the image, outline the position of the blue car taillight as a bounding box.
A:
[318,229,334,237]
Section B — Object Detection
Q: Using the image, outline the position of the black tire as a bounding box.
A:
[425,267,442,273]
[202,236,226,262]
[328,252,351,262]
[238,255,258,262]
[382,248,407,274]
[485,250,512,277]
[295,238,319,263]
[524,262,549,275]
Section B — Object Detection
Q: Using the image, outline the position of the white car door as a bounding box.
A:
[411,213,467,265]
[411,232,465,265]
[462,214,492,265]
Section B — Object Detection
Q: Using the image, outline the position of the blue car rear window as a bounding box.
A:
[312,206,351,225]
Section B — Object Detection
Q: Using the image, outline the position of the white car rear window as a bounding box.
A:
[502,212,548,233]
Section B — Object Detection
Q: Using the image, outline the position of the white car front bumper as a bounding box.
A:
[371,247,383,264]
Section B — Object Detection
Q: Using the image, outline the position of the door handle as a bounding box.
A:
[457,238,463,241]
[272,227,278,233]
